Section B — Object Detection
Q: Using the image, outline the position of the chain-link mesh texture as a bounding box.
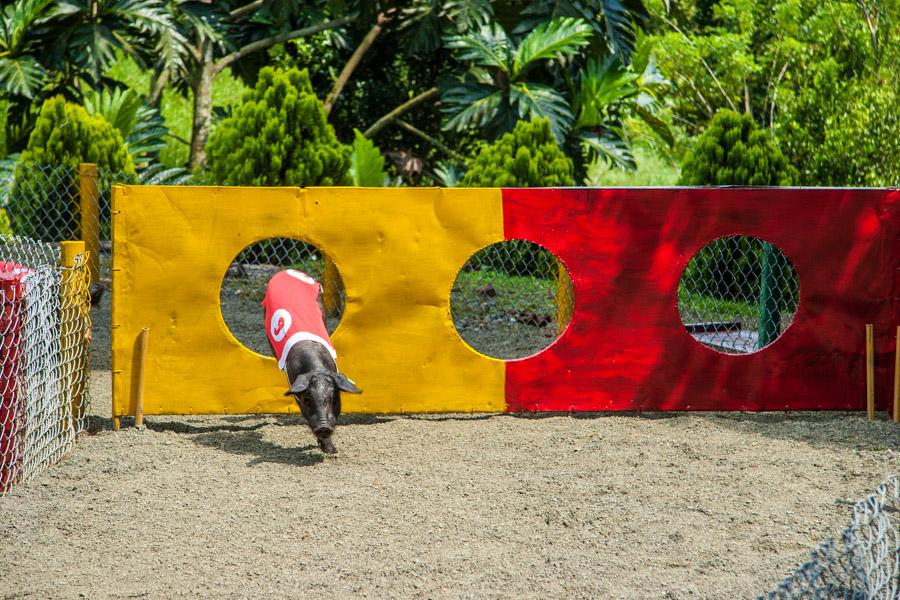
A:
[0,163,133,282]
[760,475,899,600]
[678,235,800,354]
[450,240,574,359]
[0,235,91,494]
[220,238,345,356]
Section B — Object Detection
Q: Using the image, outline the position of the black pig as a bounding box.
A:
[283,340,360,454]
[263,269,361,454]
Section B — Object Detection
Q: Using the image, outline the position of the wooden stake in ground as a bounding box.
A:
[134,328,149,429]
[893,326,899,423]
[866,324,875,420]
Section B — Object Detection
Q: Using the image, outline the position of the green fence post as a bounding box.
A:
[758,242,782,348]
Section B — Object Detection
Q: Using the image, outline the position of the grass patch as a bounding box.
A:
[451,269,560,324]
[587,144,680,186]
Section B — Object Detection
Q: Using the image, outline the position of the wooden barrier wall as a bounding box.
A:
[111,186,900,418]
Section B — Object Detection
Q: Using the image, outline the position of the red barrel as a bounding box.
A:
[0,266,26,493]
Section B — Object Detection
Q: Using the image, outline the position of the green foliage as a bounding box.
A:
[573,54,673,173]
[678,109,796,185]
[0,208,11,236]
[206,67,350,186]
[777,62,900,186]
[10,96,134,240]
[514,0,650,64]
[442,17,593,142]
[18,96,134,171]
[646,0,900,185]
[462,118,574,187]
[348,130,388,186]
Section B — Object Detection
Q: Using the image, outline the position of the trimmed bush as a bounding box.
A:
[10,96,134,241]
[206,67,350,186]
[679,110,797,186]
[462,118,574,188]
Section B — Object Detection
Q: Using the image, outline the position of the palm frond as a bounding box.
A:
[137,163,192,185]
[509,82,574,142]
[573,58,639,129]
[443,0,493,33]
[0,55,47,99]
[445,21,512,72]
[513,17,592,77]
[578,129,636,171]
[441,81,505,133]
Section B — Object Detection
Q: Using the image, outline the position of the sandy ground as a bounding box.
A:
[0,291,898,599]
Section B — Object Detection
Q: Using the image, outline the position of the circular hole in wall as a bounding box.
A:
[219,238,345,357]
[450,240,574,360]
[678,235,799,354]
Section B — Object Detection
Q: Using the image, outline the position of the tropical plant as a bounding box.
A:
[348,129,389,186]
[571,51,673,172]
[441,17,594,143]
[205,67,350,186]
[513,0,650,64]
[462,117,574,187]
[0,0,174,151]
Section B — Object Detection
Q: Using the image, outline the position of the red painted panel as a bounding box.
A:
[0,273,24,491]
[503,188,900,412]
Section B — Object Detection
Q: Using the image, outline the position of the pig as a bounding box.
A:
[263,270,361,454]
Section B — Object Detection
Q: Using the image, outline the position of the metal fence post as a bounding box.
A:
[758,241,782,348]
[78,164,100,283]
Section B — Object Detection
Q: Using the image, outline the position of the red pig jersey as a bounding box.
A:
[262,270,337,371]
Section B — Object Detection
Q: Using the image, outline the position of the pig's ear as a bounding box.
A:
[333,373,362,394]
[285,373,314,396]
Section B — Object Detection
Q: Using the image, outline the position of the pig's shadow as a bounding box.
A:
[192,428,325,467]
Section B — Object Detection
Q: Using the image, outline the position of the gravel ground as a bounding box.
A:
[0,289,898,599]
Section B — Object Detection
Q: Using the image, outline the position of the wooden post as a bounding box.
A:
[556,260,574,335]
[322,256,340,315]
[893,326,899,423]
[134,328,149,428]
[866,324,875,420]
[61,241,87,432]
[78,163,100,284]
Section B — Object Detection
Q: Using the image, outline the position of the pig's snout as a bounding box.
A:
[313,423,334,436]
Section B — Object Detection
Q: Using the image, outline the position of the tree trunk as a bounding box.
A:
[189,43,215,171]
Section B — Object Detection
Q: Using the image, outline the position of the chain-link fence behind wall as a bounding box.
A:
[678,235,800,354]
[0,235,92,494]
[760,475,899,600]
[0,163,133,281]
[450,240,575,360]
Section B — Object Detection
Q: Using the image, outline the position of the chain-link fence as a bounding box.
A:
[678,235,800,354]
[0,163,134,283]
[220,238,345,356]
[450,240,575,359]
[0,235,91,494]
[760,475,899,599]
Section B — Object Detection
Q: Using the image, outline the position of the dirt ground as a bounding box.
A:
[0,291,898,599]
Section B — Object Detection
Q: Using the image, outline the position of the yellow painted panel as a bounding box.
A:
[112,186,505,416]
